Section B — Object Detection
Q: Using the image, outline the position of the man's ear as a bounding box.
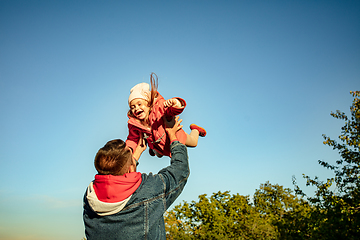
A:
[128,157,137,173]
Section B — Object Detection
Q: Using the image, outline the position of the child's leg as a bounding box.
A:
[155,150,163,158]
[185,130,199,147]
[149,148,163,158]
[185,124,207,147]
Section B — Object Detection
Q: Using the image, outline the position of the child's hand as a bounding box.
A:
[164,98,181,108]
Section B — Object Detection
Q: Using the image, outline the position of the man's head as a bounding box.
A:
[94,139,134,176]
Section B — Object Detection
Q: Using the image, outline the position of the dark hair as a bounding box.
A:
[128,72,159,118]
[94,139,132,176]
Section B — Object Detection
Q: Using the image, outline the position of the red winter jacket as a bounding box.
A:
[126,93,187,157]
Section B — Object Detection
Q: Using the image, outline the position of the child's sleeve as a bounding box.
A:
[165,97,187,117]
[126,124,141,151]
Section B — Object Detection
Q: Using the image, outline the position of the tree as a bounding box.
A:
[165,91,360,239]
[165,191,278,240]
[165,183,315,240]
[253,182,314,239]
[293,91,360,239]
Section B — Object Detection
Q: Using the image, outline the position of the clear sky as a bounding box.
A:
[0,0,359,239]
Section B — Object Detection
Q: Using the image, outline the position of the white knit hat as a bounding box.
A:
[128,82,150,105]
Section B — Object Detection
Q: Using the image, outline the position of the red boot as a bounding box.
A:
[190,124,207,137]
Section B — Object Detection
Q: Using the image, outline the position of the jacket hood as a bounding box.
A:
[93,173,142,203]
[86,182,131,216]
[86,173,142,216]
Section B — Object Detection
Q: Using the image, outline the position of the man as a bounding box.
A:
[83,117,189,239]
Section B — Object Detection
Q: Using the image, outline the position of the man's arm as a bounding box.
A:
[158,116,189,209]
[126,124,141,153]
[132,133,146,162]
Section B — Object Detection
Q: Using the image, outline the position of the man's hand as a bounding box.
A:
[164,116,183,142]
[133,133,147,161]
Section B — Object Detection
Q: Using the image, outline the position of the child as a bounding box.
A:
[126,73,206,158]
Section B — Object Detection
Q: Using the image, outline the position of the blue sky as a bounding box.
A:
[0,0,359,239]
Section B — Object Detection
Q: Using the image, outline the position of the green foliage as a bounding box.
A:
[166,91,360,239]
[293,91,360,239]
[165,183,313,239]
[254,182,314,239]
[166,190,278,240]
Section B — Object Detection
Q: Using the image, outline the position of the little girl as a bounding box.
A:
[126,73,206,158]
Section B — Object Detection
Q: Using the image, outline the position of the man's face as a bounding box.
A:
[130,98,150,120]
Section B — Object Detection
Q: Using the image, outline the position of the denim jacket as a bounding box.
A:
[83,141,189,240]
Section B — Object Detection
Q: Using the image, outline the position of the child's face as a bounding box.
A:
[130,98,150,120]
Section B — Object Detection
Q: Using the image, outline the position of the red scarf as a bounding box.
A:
[93,172,142,203]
